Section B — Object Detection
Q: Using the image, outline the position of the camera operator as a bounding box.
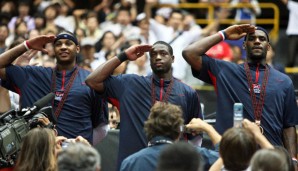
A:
[13,116,91,171]
[14,127,58,171]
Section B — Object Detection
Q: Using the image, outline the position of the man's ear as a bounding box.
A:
[267,42,271,51]
[172,55,175,63]
[76,45,80,53]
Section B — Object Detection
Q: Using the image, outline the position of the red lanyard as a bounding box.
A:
[51,67,79,118]
[151,76,175,106]
[244,62,269,126]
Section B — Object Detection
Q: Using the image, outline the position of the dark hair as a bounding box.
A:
[117,6,131,16]
[156,142,202,171]
[220,127,257,171]
[95,31,117,52]
[244,26,270,42]
[0,24,9,34]
[152,41,173,56]
[169,9,184,19]
[144,102,183,141]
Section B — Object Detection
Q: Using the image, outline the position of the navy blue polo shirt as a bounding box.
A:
[120,136,219,171]
[103,74,202,169]
[192,55,298,146]
[2,65,107,143]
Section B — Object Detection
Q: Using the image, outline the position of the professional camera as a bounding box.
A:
[0,93,56,168]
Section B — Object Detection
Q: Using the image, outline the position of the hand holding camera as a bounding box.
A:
[58,136,91,151]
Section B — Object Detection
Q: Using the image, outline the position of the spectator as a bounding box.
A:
[94,31,123,69]
[144,2,203,82]
[230,0,261,25]
[43,3,59,27]
[120,102,184,171]
[85,41,202,169]
[266,46,285,73]
[0,82,10,114]
[8,1,35,34]
[121,102,219,171]
[183,24,298,160]
[33,12,46,32]
[0,24,9,54]
[135,13,158,45]
[14,128,58,171]
[101,6,140,40]
[80,37,97,70]
[85,11,103,41]
[281,0,298,67]
[0,1,16,24]
[0,31,108,145]
[108,103,120,129]
[105,50,128,75]
[156,142,202,171]
[58,143,101,171]
[209,119,274,171]
[249,148,294,171]
[54,2,76,33]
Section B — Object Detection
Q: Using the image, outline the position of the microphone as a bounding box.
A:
[24,93,55,116]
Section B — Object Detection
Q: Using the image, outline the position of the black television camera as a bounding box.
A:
[0,93,56,168]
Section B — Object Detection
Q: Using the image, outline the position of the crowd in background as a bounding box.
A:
[0,0,283,119]
[0,0,297,171]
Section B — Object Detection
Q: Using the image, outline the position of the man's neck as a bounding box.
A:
[247,58,266,66]
[56,63,76,71]
[153,72,172,80]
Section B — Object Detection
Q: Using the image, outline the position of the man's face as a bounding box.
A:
[117,10,131,26]
[149,44,173,74]
[102,32,116,48]
[86,17,98,31]
[168,12,183,30]
[54,38,79,65]
[0,26,9,42]
[244,30,270,61]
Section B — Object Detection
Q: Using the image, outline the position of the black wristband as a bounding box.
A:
[223,31,228,40]
[117,52,128,62]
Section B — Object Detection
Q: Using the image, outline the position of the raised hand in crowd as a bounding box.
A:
[242,119,274,149]
[186,118,221,146]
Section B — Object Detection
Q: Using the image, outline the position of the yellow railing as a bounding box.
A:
[158,3,279,43]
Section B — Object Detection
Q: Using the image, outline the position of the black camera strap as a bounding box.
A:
[51,67,79,119]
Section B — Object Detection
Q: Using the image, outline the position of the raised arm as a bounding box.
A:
[0,35,56,80]
[242,119,274,149]
[186,118,221,146]
[85,44,152,93]
[182,24,256,71]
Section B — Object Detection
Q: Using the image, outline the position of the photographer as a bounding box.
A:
[14,127,58,171]
[14,125,91,171]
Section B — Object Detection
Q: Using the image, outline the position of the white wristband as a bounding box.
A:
[218,31,225,40]
[23,41,30,51]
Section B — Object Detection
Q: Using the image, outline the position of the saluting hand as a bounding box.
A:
[124,44,152,61]
[224,24,256,40]
[26,35,56,54]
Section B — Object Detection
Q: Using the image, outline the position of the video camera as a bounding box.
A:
[0,93,56,168]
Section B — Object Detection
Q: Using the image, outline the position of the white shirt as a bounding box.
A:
[286,0,298,35]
